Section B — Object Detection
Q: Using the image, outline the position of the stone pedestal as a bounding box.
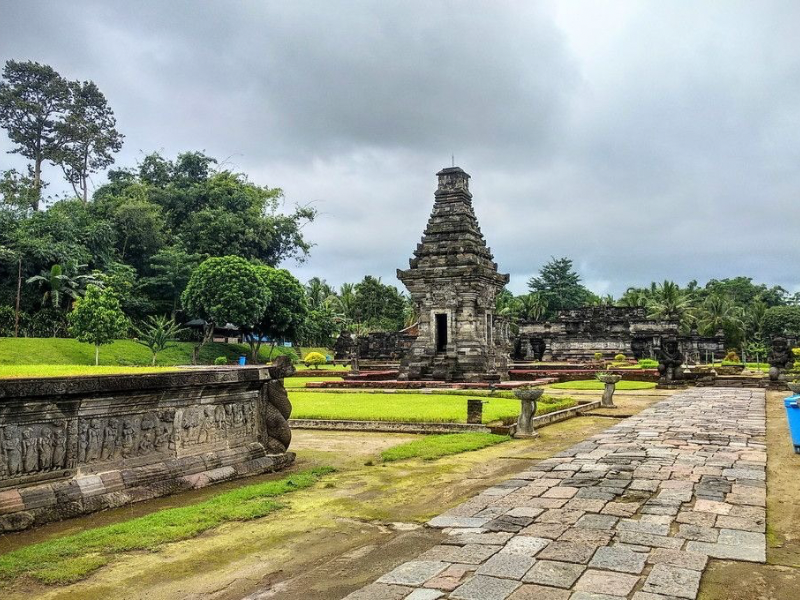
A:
[514,388,543,438]
[597,374,622,408]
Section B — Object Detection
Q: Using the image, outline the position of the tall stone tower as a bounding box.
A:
[398,167,510,382]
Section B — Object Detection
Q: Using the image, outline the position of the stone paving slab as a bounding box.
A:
[343,389,766,600]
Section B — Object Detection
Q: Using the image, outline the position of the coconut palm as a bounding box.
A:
[646,280,694,326]
[618,287,649,308]
[305,277,335,310]
[517,293,547,322]
[696,293,745,350]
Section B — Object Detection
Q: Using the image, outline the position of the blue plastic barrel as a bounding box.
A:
[238,355,246,366]
[785,395,800,454]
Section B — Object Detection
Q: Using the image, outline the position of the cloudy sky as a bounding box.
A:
[1,1,799,296]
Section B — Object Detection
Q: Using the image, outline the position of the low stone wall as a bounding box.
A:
[0,362,296,532]
[305,378,557,390]
[509,369,659,383]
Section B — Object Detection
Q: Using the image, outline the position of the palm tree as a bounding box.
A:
[134,315,186,365]
[26,264,101,309]
[517,293,547,322]
[646,280,694,327]
[618,287,649,308]
[402,294,419,329]
[599,294,615,307]
[305,277,335,310]
[333,283,357,325]
[697,294,742,335]
[744,299,767,342]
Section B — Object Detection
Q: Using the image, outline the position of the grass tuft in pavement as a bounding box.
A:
[381,433,510,462]
[0,467,335,585]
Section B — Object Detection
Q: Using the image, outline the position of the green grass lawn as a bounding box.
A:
[712,362,770,372]
[548,380,657,391]
[0,337,292,367]
[289,391,576,424]
[0,467,334,585]
[284,376,344,388]
[381,433,510,462]
[0,365,181,379]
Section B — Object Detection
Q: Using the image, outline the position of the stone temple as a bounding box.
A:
[398,167,510,382]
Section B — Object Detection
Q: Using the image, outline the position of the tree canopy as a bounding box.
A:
[527,257,597,319]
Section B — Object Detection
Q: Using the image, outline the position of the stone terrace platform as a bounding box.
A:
[345,388,766,600]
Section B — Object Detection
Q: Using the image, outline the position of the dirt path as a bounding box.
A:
[697,390,800,600]
[1,412,655,600]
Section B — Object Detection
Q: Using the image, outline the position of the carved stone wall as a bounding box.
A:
[0,363,295,532]
[332,330,417,362]
[516,307,725,362]
[397,167,510,382]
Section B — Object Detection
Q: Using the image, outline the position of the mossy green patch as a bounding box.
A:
[381,433,510,462]
[0,467,334,585]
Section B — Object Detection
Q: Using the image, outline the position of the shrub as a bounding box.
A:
[0,305,16,336]
[304,351,326,369]
[724,350,741,363]
[593,352,603,361]
[763,306,800,337]
[29,308,69,338]
[637,358,658,369]
[614,353,626,361]
[214,356,227,365]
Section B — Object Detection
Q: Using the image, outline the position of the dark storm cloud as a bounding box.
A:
[1,1,798,296]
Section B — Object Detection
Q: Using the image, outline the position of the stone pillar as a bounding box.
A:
[467,399,484,424]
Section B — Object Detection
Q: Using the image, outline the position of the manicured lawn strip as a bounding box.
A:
[549,380,656,390]
[295,364,351,372]
[0,365,181,379]
[289,391,576,424]
[284,376,344,388]
[0,467,334,585]
[381,433,510,462]
[0,337,295,367]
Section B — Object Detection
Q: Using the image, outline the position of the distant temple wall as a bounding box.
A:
[516,307,725,362]
[0,365,295,532]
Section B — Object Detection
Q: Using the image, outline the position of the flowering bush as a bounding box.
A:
[304,351,327,369]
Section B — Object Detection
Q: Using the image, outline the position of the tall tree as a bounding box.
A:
[527,257,595,319]
[353,276,406,332]
[245,267,308,362]
[181,256,271,362]
[143,246,200,318]
[56,80,123,203]
[0,60,70,210]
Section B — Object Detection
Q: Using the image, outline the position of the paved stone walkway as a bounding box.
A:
[344,388,766,600]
